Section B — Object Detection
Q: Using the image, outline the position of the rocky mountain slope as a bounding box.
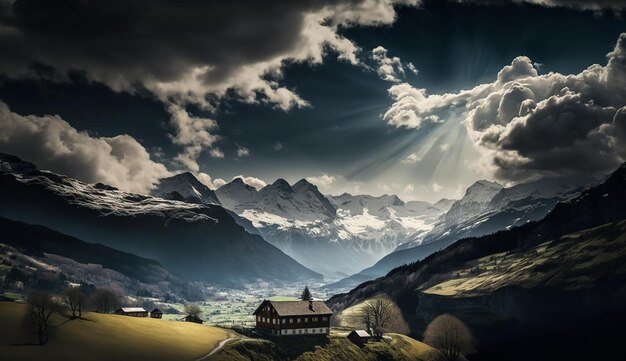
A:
[328,162,626,361]
[0,153,321,285]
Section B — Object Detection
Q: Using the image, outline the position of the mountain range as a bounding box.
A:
[212,177,452,278]
[325,174,597,291]
[0,153,321,285]
[150,164,596,284]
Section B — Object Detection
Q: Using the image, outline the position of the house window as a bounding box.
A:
[320,328,324,332]
[297,318,301,323]
[312,317,317,322]
[282,319,286,324]
[299,330,302,334]
[257,316,260,322]
[304,317,308,322]
[289,318,293,323]
[322,317,328,321]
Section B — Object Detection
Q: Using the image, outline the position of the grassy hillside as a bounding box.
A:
[423,219,626,297]
[0,302,235,361]
[208,334,439,361]
[333,296,384,329]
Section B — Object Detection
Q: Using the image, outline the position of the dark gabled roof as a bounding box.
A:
[151,308,163,313]
[253,300,333,316]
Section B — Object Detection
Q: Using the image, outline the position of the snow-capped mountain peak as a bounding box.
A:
[151,172,221,205]
[459,180,503,204]
[264,178,292,192]
[292,178,317,193]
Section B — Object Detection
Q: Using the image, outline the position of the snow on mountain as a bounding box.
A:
[216,177,259,211]
[393,175,597,253]
[255,179,336,221]
[487,176,594,211]
[215,180,450,278]
[435,180,503,230]
[152,172,221,205]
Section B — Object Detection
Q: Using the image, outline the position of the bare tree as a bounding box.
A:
[184,304,203,318]
[24,292,64,345]
[359,297,410,338]
[90,288,120,313]
[423,314,473,361]
[63,286,87,319]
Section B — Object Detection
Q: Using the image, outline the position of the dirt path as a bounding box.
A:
[196,338,236,361]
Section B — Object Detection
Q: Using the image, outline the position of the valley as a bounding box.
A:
[1,151,625,361]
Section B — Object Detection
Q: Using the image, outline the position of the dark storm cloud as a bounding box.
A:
[0,0,419,107]
[385,33,626,182]
[0,0,419,170]
[0,0,624,190]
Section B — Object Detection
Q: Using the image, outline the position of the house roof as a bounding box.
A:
[349,330,372,338]
[151,308,163,313]
[253,300,333,316]
[119,307,147,313]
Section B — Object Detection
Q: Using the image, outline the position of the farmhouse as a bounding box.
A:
[253,300,333,336]
[150,308,163,319]
[114,307,148,317]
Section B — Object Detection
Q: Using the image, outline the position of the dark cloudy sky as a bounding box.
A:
[1,0,625,201]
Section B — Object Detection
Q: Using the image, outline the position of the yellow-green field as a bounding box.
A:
[0,301,236,361]
[208,333,439,361]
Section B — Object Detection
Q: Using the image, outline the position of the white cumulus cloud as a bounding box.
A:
[371,46,416,83]
[233,175,267,190]
[236,146,250,158]
[0,101,171,194]
[384,33,626,182]
[306,174,337,186]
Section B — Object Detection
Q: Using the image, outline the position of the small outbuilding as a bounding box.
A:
[348,330,373,345]
[115,307,148,317]
[150,308,163,319]
[184,315,203,324]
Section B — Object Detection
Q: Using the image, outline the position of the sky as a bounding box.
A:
[1,0,625,202]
